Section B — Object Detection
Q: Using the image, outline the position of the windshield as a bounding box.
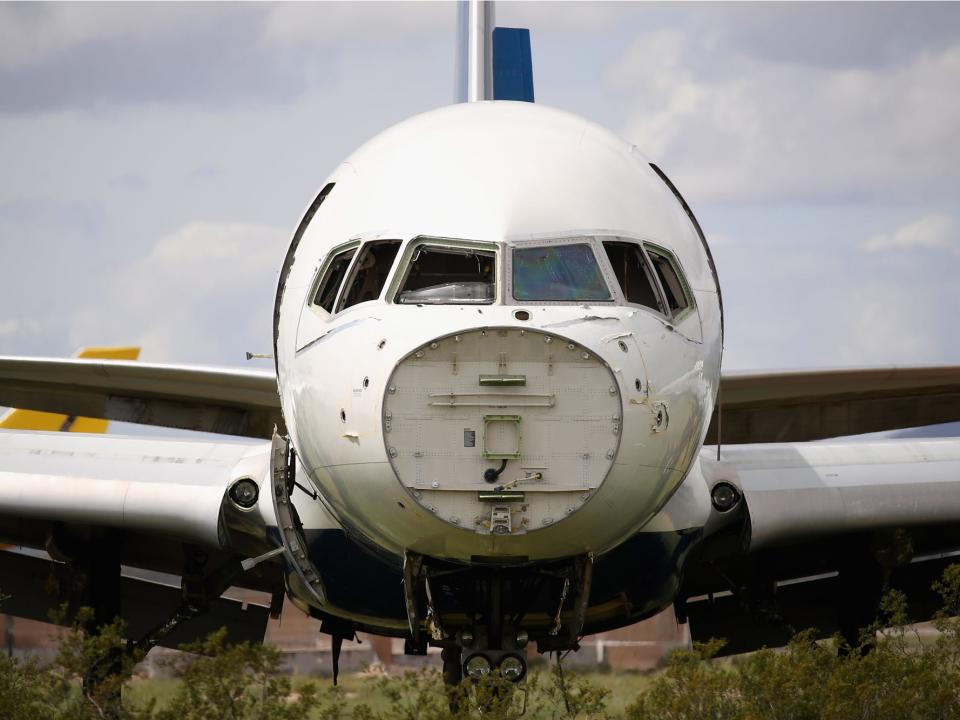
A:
[512,244,611,302]
[396,245,496,305]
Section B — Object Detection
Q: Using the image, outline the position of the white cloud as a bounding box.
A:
[864,214,957,253]
[496,2,637,34]
[607,30,960,204]
[140,221,284,276]
[69,222,287,364]
[0,318,42,340]
[0,4,231,71]
[260,2,451,49]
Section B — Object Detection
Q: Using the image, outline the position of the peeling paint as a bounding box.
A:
[541,315,620,329]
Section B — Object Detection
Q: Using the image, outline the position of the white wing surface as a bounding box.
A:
[680,437,960,654]
[0,430,271,547]
[0,356,282,437]
[699,438,960,549]
[709,365,960,443]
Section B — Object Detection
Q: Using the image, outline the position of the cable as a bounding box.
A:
[483,459,507,483]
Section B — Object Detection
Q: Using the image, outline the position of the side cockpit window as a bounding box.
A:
[647,246,690,315]
[312,246,356,313]
[339,239,402,311]
[602,241,663,312]
[396,245,495,304]
[512,244,611,302]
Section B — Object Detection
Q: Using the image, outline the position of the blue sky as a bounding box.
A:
[1,2,958,373]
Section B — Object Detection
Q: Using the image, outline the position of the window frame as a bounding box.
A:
[335,238,404,313]
[388,236,500,305]
[306,240,361,318]
[505,236,618,306]
[598,238,669,316]
[642,241,696,323]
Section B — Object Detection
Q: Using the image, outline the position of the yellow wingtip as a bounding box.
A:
[74,346,141,361]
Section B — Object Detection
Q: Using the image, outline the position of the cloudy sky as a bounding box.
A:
[1,1,958,374]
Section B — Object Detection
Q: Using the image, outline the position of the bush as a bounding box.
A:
[152,628,326,720]
[11,566,960,719]
[0,608,154,720]
[626,568,960,720]
[362,663,608,720]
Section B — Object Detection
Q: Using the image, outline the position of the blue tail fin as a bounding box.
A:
[492,27,535,102]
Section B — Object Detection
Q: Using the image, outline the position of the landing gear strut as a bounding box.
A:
[406,554,604,685]
[72,530,124,719]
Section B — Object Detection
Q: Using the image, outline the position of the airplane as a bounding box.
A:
[2,1,960,686]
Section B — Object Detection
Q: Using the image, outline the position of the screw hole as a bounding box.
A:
[340,409,346,423]
[397,501,406,510]
[618,340,628,352]
[363,376,369,388]
[377,339,386,349]
[635,378,641,391]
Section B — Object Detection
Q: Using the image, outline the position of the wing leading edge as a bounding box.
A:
[0,356,282,438]
[708,365,960,444]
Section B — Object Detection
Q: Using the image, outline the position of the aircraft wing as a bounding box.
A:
[0,428,281,647]
[0,429,271,548]
[679,437,960,655]
[0,356,282,438]
[5,357,958,444]
[706,365,960,444]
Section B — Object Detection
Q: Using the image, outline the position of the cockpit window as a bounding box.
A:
[396,245,495,305]
[312,246,356,313]
[602,241,663,312]
[512,244,611,302]
[339,239,402,311]
[646,246,690,315]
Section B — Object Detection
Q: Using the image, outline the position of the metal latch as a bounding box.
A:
[479,374,527,387]
[479,490,525,502]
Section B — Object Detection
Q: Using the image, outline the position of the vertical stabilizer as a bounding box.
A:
[456,1,536,104]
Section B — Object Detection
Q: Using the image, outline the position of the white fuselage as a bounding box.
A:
[275,101,722,564]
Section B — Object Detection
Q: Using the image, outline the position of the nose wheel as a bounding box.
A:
[461,648,527,682]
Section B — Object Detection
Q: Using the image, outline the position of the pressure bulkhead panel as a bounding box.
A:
[383,327,623,534]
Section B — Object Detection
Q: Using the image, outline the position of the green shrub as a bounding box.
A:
[13,565,960,719]
[627,573,960,720]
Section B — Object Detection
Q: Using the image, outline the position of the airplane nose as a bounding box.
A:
[382,326,623,535]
